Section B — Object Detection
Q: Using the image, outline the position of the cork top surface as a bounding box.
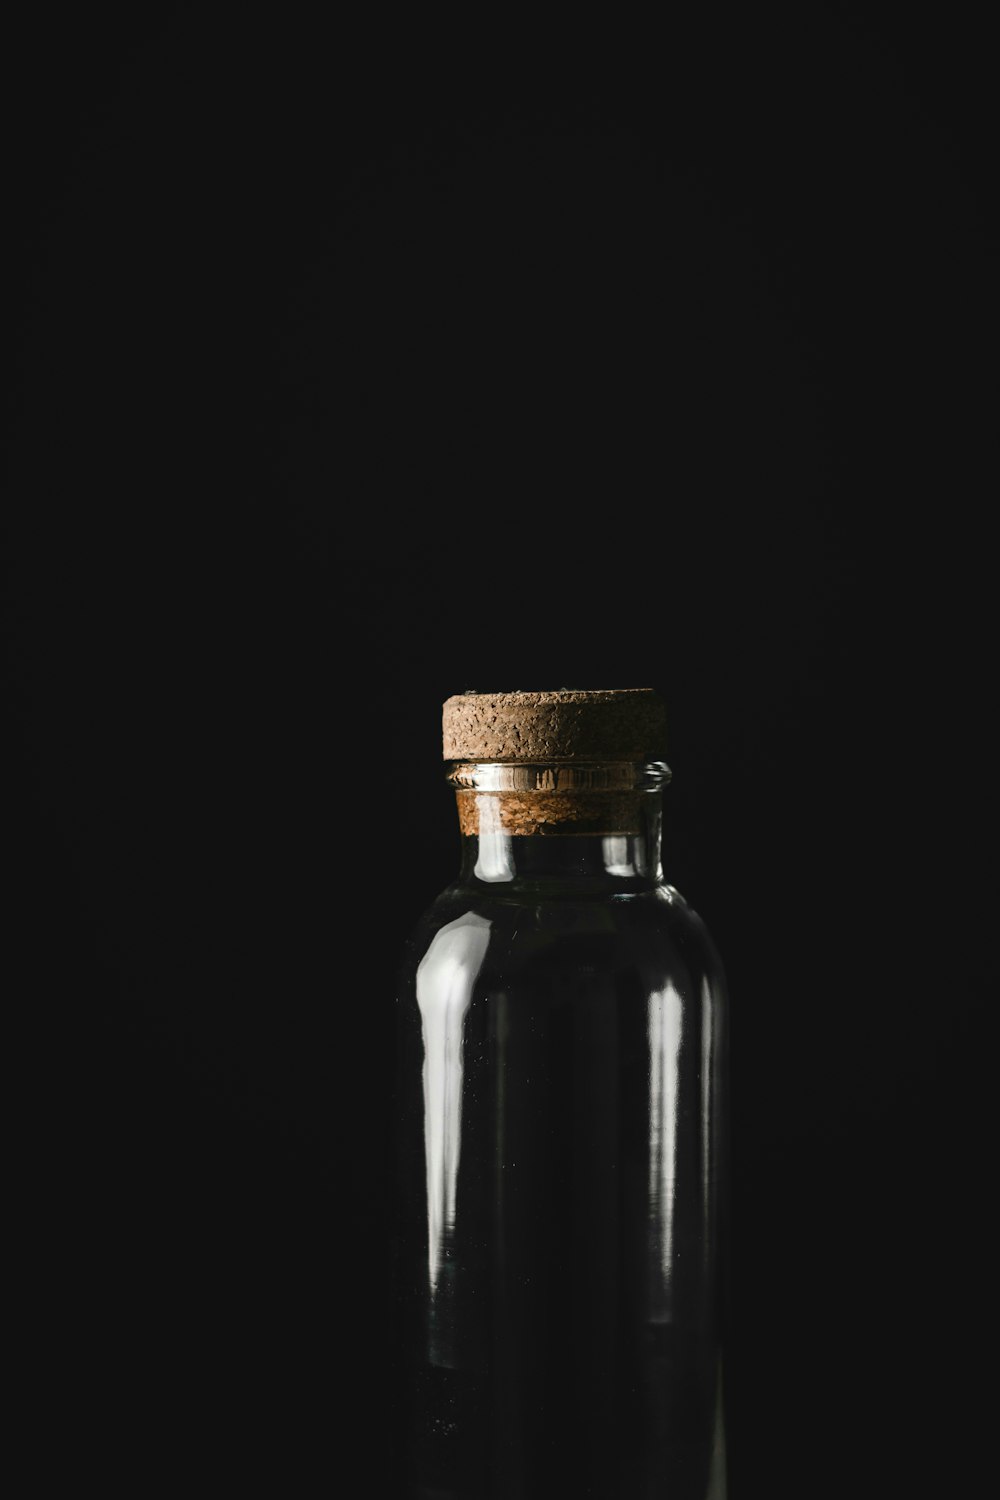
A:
[443,688,667,762]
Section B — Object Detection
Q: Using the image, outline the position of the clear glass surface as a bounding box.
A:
[393,765,729,1499]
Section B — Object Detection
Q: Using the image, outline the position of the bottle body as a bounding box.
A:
[393,814,729,1498]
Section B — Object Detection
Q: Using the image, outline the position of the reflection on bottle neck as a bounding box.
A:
[458,811,664,887]
[464,828,665,882]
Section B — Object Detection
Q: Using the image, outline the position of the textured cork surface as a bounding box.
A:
[442,689,667,762]
[455,790,643,837]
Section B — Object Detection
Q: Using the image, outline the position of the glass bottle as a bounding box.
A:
[392,689,729,1499]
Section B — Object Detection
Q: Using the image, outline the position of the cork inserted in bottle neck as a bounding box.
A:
[443,690,669,837]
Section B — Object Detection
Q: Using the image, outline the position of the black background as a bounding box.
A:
[5,7,996,1496]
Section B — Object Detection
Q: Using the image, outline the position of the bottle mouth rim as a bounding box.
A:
[445,760,672,793]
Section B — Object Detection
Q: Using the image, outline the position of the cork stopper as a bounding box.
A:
[442,688,667,763]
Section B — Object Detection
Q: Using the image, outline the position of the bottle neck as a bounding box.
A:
[447,761,669,888]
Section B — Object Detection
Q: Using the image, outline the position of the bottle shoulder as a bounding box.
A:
[414,876,710,927]
[396,878,727,996]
